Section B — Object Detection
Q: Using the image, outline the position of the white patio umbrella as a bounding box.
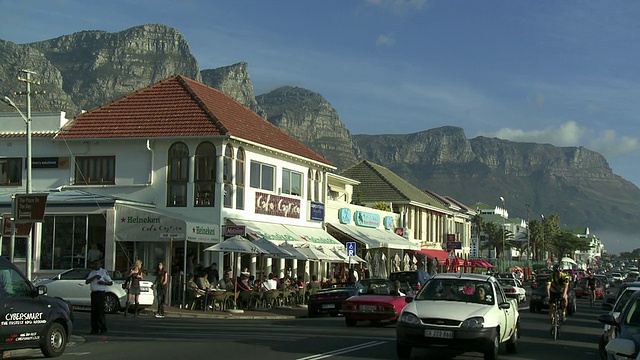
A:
[205,236,266,310]
[298,245,334,261]
[561,257,578,265]
[253,238,296,259]
[279,242,310,261]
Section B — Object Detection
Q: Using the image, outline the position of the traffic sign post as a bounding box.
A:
[346,241,356,257]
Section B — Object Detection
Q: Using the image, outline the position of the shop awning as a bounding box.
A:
[297,246,335,261]
[327,223,419,250]
[414,248,450,265]
[281,224,343,248]
[229,219,342,249]
[229,219,301,245]
[115,204,219,243]
[279,243,311,261]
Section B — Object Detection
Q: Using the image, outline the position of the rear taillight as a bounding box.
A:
[416,284,421,290]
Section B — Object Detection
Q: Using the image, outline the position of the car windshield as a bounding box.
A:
[498,279,516,287]
[416,278,494,305]
[329,282,359,289]
[360,279,397,295]
[623,298,640,334]
[615,290,639,313]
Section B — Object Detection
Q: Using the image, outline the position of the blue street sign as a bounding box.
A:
[346,241,356,257]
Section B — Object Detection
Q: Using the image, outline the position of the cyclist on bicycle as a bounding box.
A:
[587,271,597,304]
[546,263,570,326]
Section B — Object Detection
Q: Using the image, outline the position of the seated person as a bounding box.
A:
[391,280,406,296]
[262,273,278,291]
[307,275,321,290]
[236,274,253,308]
[218,272,234,291]
[196,272,214,290]
[475,285,492,303]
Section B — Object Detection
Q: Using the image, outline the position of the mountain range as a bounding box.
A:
[1,24,638,252]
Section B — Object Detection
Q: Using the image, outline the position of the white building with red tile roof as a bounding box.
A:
[1,76,349,292]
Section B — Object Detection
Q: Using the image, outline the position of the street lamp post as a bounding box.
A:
[2,69,37,280]
[540,214,545,263]
[500,196,506,261]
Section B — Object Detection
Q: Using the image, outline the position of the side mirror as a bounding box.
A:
[405,296,414,303]
[598,313,618,326]
[499,302,511,310]
[605,338,637,358]
[36,285,47,296]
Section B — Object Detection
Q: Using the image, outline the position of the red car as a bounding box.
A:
[574,277,605,299]
[340,278,411,327]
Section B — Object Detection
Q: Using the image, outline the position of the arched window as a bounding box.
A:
[223,144,233,208]
[235,148,245,209]
[167,142,189,207]
[307,169,313,201]
[314,170,321,202]
[194,142,216,207]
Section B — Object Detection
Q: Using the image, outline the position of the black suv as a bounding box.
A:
[0,257,73,357]
[389,270,431,294]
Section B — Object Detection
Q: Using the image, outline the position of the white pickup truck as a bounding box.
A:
[396,273,520,360]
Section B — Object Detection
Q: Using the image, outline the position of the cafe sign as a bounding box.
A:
[255,192,300,219]
[354,211,380,228]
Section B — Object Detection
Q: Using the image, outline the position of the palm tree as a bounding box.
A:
[479,222,504,259]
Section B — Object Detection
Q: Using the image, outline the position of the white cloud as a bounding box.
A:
[477,121,640,160]
[376,33,397,46]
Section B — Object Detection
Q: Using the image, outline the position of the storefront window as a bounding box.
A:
[40,214,106,270]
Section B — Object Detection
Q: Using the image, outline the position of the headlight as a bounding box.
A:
[461,317,484,329]
[399,312,421,324]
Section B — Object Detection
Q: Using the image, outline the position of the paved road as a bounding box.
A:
[5,293,608,359]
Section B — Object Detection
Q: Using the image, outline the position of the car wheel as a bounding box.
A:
[104,293,120,314]
[598,335,609,360]
[506,324,519,353]
[483,331,499,360]
[40,322,67,358]
[345,318,357,327]
[396,340,412,359]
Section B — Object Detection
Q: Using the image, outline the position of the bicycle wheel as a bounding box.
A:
[554,304,561,340]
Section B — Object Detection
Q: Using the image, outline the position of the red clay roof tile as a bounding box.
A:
[55,75,332,166]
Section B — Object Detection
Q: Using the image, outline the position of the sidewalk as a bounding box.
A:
[155,304,309,320]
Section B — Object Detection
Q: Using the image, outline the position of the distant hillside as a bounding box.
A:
[2,23,639,247]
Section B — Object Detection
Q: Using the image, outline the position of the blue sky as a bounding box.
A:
[2,0,640,190]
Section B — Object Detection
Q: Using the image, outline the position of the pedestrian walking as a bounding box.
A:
[85,259,112,334]
[124,260,144,317]
[154,262,168,318]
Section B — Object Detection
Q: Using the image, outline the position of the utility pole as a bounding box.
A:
[500,197,506,262]
[541,214,545,264]
[525,204,530,261]
[2,69,42,280]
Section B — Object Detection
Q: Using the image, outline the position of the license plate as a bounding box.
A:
[360,305,377,311]
[322,304,335,309]
[425,329,454,339]
[140,287,150,292]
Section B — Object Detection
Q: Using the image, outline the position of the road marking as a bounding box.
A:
[296,341,386,360]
